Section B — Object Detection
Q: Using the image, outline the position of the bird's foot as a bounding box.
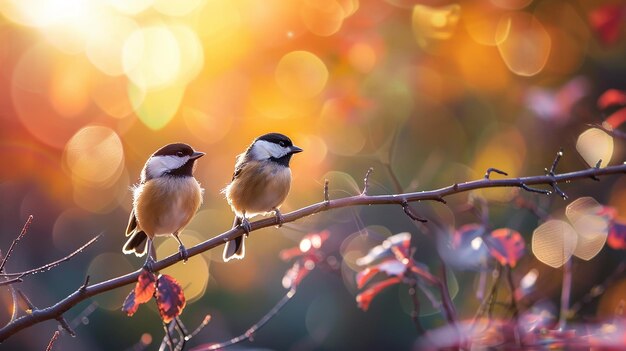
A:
[274,208,284,228]
[240,218,251,236]
[143,255,156,272]
[178,245,189,262]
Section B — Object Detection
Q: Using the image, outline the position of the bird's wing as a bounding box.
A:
[125,209,138,237]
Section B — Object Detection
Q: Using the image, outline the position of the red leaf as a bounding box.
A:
[608,221,626,250]
[278,247,302,261]
[282,261,312,289]
[605,108,626,129]
[122,290,139,317]
[484,228,525,267]
[356,277,401,311]
[452,224,485,249]
[589,4,626,46]
[135,269,157,305]
[598,89,626,110]
[156,274,186,323]
[279,230,330,261]
[356,267,380,289]
[356,232,411,266]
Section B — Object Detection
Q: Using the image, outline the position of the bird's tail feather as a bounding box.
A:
[223,217,245,262]
[122,231,148,257]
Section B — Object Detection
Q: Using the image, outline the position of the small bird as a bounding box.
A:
[222,133,302,261]
[123,143,204,264]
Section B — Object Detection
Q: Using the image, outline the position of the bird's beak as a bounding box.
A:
[190,151,205,160]
[290,145,303,154]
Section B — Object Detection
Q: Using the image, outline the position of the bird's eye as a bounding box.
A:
[279,141,286,147]
[176,151,184,157]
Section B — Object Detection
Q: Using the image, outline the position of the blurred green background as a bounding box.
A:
[1,0,626,349]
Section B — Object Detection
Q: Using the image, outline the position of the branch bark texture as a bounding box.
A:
[1,162,625,341]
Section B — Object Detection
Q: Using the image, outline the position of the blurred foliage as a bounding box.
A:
[1,0,626,349]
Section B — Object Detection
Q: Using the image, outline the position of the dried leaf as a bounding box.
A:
[135,269,157,304]
[608,221,626,250]
[122,290,139,317]
[484,228,525,267]
[355,277,401,311]
[156,274,186,323]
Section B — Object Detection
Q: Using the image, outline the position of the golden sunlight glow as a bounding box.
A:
[576,128,613,168]
[319,99,366,156]
[123,26,182,90]
[300,0,347,37]
[86,15,139,76]
[154,0,204,16]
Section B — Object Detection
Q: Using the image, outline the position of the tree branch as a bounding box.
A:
[1,162,625,341]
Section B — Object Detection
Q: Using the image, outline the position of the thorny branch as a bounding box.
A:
[0,215,33,273]
[1,157,626,341]
[0,236,101,287]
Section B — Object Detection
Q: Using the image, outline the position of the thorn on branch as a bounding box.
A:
[323,179,330,204]
[402,200,427,223]
[56,316,76,337]
[16,289,35,311]
[546,148,564,176]
[591,160,602,181]
[362,167,374,195]
[434,196,447,204]
[484,168,508,179]
[520,183,551,195]
[80,276,90,292]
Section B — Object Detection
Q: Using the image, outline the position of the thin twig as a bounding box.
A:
[45,330,60,351]
[570,261,626,315]
[323,179,330,204]
[557,258,573,330]
[175,315,211,351]
[2,162,626,341]
[485,168,508,179]
[546,149,568,199]
[408,283,425,335]
[362,167,374,195]
[0,235,101,284]
[505,266,518,319]
[402,200,427,223]
[192,288,297,351]
[0,215,33,273]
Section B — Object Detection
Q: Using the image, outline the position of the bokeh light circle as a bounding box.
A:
[123,25,181,90]
[275,51,329,99]
[63,125,125,186]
